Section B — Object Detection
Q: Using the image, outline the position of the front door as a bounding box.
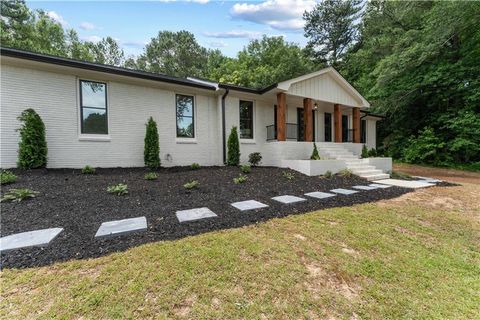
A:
[297,108,304,141]
[324,112,332,142]
[342,115,349,142]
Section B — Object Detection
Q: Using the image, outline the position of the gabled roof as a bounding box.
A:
[0,47,217,91]
[277,67,370,107]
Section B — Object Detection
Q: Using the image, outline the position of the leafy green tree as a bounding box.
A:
[211,36,314,88]
[86,37,125,66]
[17,109,47,169]
[304,0,363,67]
[403,127,444,164]
[144,117,160,169]
[136,31,209,78]
[227,126,240,166]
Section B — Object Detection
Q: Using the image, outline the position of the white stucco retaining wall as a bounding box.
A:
[281,159,347,176]
[366,157,392,172]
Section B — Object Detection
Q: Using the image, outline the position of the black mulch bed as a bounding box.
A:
[1,166,413,269]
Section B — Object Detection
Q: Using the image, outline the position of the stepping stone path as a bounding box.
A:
[272,195,307,204]
[372,179,434,189]
[95,217,147,238]
[414,176,442,183]
[0,228,63,253]
[330,188,358,195]
[305,191,336,199]
[231,200,268,211]
[369,183,392,189]
[176,207,217,223]
[352,185,377,191]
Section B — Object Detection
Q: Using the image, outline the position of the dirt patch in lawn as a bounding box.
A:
[393,163,480,185]
[1,166,411,269]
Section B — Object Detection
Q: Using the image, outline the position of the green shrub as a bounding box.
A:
[338,169,353,177]
[0,170,17,185]
[191,163,201,170]
[144,117,161,169]
[402,127,445,164]
[1,188,38,202]
[107,183,128,196]
[310,142,320,160]
[81,165,96,174]
[17,108,47,169]
[323,170,333,178]
[367,148,378,157]
[361,145,369,158]
[240,164,251,173]
[248,152,262,166]
[183,180,199,189]
[144,172,158,180]
[233,174,247,184]
[227,126,240,166]
[282,171,295,180]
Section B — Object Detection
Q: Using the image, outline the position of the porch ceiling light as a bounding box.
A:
[313,102,318,110]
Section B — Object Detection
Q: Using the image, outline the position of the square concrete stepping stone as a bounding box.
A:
[95,217,147,238]
[352,185,377,191]
[305,191,336,199]
[231,200,268,211]
[0,228,63,253]
[330,188,358,195]
[272,195,307,204]
[373,179,435,189]
[414,176,442,183]
[176,207,217,223]
[369,183,392,189]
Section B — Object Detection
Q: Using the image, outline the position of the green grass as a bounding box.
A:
[1,186,479,319]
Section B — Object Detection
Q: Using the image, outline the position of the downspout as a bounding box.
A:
[221,89,229,164]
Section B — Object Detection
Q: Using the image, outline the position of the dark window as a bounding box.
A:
[239,100,254,139]
[176,94,195,138]
[361,120,366,143]
[297,108,304,141]
[324,112,332,142]
[80,80,108,134]
[342,115,349,142]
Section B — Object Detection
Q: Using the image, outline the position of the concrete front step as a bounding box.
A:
[347,165,376,170]
[352,169,384,176]
[361,173,390,181]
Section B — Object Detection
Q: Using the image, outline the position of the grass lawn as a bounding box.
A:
[1,166,479,319]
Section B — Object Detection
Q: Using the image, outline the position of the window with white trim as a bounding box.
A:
[239,100,254,139]
[80,80,108,134]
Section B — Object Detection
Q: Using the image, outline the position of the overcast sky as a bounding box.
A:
[27,0,318,58]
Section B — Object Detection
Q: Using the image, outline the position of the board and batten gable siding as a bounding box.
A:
[287,73,361,108]
[0,64,222,168]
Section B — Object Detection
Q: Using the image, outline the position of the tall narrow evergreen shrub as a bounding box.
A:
[144,117,160,169]
[227,126,240,166]
[310,142,320,160]
[17,108,47,169]
[361,144,369,158]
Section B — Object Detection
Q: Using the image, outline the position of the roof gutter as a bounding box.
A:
[218,83,277,95]
[221,89,229,164]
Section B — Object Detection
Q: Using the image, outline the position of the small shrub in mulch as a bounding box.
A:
[248,152,262,166]
[1,170,17,185]
[82,165,96,174]
[1,188,38,202]
[240,165,251,174]
[233,174,247,184]
[107,183,128,195]
[183,180,199,189]
[144,172,158,180]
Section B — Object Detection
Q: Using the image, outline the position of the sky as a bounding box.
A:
[27,0,318,58]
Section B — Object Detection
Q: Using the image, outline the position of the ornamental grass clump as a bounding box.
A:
[17,109,47,169]
[107,183,128,196]
[0,170,17,185]
[1,188,38,202]
[240,164,251,173]
[338,169,353,178]
[227,126,240,166]
[82,165,96,174]
[282,171,295,181]
[233,174,247,184]
[144,117,161,169]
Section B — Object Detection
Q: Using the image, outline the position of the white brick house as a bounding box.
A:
[1,47,386,177]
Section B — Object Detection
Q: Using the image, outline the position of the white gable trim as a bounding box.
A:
[277,67,370,108]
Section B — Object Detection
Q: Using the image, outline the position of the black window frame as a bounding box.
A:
[79,79,108,135]
[176,94,195,138]
[239,100,254,139]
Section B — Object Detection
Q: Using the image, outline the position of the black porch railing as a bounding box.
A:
[266,123,298,141]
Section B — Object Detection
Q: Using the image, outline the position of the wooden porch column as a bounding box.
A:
[352,107,361,143]
[276,93,286,141]
[303,98,313,142]
[334,104,342,142]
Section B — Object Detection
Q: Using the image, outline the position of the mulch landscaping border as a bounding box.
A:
[1,166,414,269]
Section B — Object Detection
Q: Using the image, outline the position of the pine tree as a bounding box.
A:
[144,117,160,169]
[227,126,240,166]
[17,108,48,169]
[310,142,320,160]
